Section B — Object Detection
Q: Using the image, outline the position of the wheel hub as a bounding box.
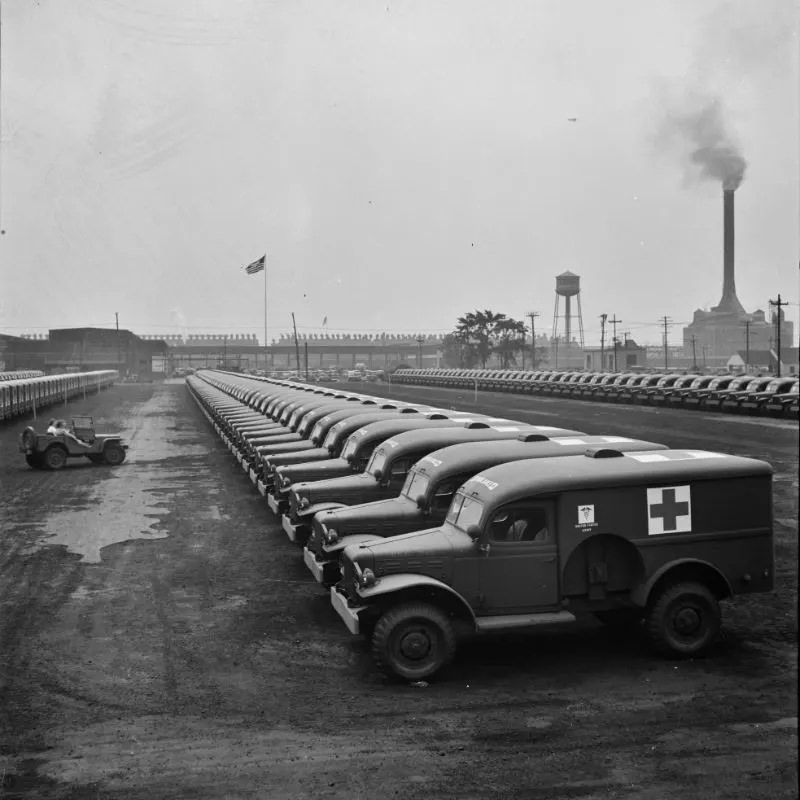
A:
[674,607,701,635]
[399,630,432,661]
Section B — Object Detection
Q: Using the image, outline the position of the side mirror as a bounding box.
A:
[466,524,482,541]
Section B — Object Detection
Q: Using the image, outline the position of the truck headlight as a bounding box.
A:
[360,568,376,588]
[299,496,310,510]
[281,475,291,487]
[324,527,338,544]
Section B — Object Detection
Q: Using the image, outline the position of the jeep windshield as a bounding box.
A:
[445,492,484,533]
[401,469,430,500]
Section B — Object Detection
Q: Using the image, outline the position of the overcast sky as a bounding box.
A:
[1,0,797,345]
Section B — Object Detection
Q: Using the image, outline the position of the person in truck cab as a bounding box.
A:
[48,419,91,448]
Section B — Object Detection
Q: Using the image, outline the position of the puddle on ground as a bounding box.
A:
[34,388,216,564]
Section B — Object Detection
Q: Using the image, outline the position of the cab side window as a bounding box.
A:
[389,458,410,479]
[432,480,457,510]
[487,506,549,544]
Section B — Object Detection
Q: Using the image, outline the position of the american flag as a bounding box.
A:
[244,255,265,275]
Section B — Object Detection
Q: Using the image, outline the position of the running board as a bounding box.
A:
[475,610,575,632]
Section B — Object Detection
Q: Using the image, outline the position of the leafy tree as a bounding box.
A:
[493,317,527,368]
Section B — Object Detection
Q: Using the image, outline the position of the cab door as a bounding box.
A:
[477,501,559,612]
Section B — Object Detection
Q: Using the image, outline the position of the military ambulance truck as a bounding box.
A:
[331,448,774,681]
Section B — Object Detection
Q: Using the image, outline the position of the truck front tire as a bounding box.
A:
[103,443,126,466]
[645,581,721,656]
[371,602,456,682]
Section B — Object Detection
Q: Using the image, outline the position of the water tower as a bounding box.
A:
[551,271,585,354]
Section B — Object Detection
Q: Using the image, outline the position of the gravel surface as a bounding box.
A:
[0,379,796,799]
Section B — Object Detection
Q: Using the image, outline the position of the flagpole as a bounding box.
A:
[264,258,269,375]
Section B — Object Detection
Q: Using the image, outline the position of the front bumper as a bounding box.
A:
[282,513,307,542]
[330,587,364,635]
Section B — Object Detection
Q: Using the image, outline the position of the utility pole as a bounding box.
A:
[304,340,309,381]
[599,313,607,371]
[416,335,425,368]
[223,335,227,369]
[609,315,621,371]
[691,335,697,371]
[661,316,672,371]
[115,312,121,373]
[291,313,301,372]
[769,294,789,376]
[527,311,539,370]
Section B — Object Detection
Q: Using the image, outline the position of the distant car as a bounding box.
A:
[19,416,128,470]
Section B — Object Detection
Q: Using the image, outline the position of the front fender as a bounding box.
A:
[298,501,347,519]
[356,573,476,624]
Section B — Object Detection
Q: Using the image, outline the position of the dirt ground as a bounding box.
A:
[0,378,796,800]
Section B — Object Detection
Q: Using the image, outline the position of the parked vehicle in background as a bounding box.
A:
[762,380,799,418]
[720,377,774,413]
[739,377,798,415]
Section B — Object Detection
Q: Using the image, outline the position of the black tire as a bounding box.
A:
[371,602,456,681]
[25,454,45,470]
[44,445,68,470]
[21,427,37,449]
[594,608,644,630]
[645,581,721,657]
[87,454,105,464]
[103,443,126,466]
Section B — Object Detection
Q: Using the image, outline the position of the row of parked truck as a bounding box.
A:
[390,368,799,418]
[187,369,775,682]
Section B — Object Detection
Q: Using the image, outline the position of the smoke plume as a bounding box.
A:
[654,89,747,191]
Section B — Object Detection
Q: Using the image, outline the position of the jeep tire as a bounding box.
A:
[43,445,68,470]
[371,602,456,681]
[103,443,126,466]
[645,581,721,657]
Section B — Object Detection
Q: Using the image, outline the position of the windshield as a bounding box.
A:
[368,448,389,475]
[402,470,430,500]
[341,436,359,461]
[445,492,485,532]
[322,426,340,449]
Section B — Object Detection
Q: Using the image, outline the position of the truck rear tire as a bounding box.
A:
[44,445,68,470]
[371,602,456,682]
[645,581,720,656]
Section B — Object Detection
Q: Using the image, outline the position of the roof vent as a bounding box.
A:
[399,407,419,414]
[429,412,448,420]
[585,447,624,458]
[464,421,491,429]
[518,433,550,442]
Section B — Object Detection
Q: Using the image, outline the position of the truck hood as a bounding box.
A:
[267,447,330,470]
[292,471,372,512]
[342,526,474,580]
[256,440,315,457]
[285,457,350,486]
[316,496,419,535]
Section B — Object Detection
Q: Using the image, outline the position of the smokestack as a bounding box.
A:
[713,188,746,315]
